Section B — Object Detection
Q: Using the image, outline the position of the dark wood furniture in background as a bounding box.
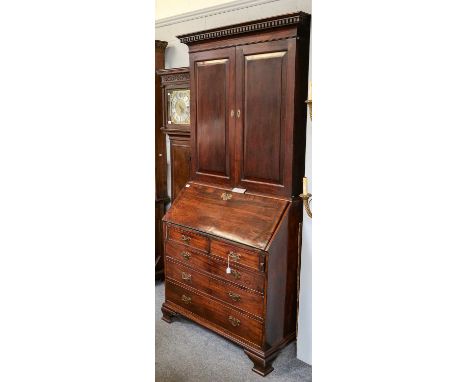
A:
[155,40,169,281]
[158,68,191,202]
[161,13,310,376]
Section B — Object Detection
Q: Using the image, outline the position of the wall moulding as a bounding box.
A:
[155,0,282,28]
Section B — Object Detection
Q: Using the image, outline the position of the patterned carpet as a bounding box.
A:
[156,281,311,382]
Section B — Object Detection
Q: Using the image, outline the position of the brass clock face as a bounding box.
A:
[168,89,190,125]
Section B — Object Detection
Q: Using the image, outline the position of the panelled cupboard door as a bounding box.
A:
[190,47,236,187]
[235,40,294,196]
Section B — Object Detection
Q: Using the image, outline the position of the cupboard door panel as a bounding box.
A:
[169,135,191,201]
[236,40,294,195]
[191,48,236,186]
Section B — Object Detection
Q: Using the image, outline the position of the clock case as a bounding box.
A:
[158,67,192,204]
[158,67,191,133]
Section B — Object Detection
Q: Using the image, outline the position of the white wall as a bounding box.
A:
[296,28,312,364]
[155,0,312,365]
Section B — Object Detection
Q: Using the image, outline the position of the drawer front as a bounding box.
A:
[166,258,264,318]
[167,225,209,252]
[210,257,264,294]
[211,239,265,272]
[165,257,211,295]
[165,240,210,273]
[166,281,263,346]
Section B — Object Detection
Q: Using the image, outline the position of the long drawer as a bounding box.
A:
[166,280,263,346]
[165,257,264,318]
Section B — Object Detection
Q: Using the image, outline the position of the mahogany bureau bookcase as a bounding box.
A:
[161,12,310,376]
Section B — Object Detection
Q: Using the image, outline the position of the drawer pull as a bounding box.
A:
[181,251,191,261]
[181,295,191,304]
[228,251,240,262]
[227,291,241,302]
[181,272,192,282]
[181,234,191,244]
[228,315,241,327]
[221,192,232,201]
[231,269,241,280]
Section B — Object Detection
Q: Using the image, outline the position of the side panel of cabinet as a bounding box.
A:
[190,48,236,187]
[235,40,295,196]
[169,134,191,201]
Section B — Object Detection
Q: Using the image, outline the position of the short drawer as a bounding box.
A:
[211,239,265,272]
[210,257,264,294]
[166,258,264,318]
[166,281,263,346]
[167,225,209,252]
[165,240,210,273]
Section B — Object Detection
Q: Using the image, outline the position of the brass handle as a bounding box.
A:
[231,269,241,280]
[228,251,240,262]
[299,193,312,218]
[230,109,234,118]
[181,234,191,244]
[181,272,192,282]
[228,315,241,327]
[236,109,241,118]
[227,291,241,302]
[181,251,191,261]
[181,295,191,304]
[221,192,232,201]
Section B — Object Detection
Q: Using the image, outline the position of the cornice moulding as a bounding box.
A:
[177,12,308,45]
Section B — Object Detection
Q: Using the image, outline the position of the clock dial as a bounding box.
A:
[168,89,190,125]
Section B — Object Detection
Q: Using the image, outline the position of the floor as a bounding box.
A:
[156,281,311,382]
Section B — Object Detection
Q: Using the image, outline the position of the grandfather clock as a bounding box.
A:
[155,40,168,280]
[158,67,191,202]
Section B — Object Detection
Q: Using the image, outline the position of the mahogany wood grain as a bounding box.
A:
[155,40,168,281]
[167,224,209,252]
[158,67,191,202]
[210,256,265,294]
[168,135,191,200]
[165,240,211,273]
[161,13,310,376]
[163,184,288,250]
[210,238,264,272]
[190,48,236,187]
[165,257,264,318]
[166,280,263,345]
